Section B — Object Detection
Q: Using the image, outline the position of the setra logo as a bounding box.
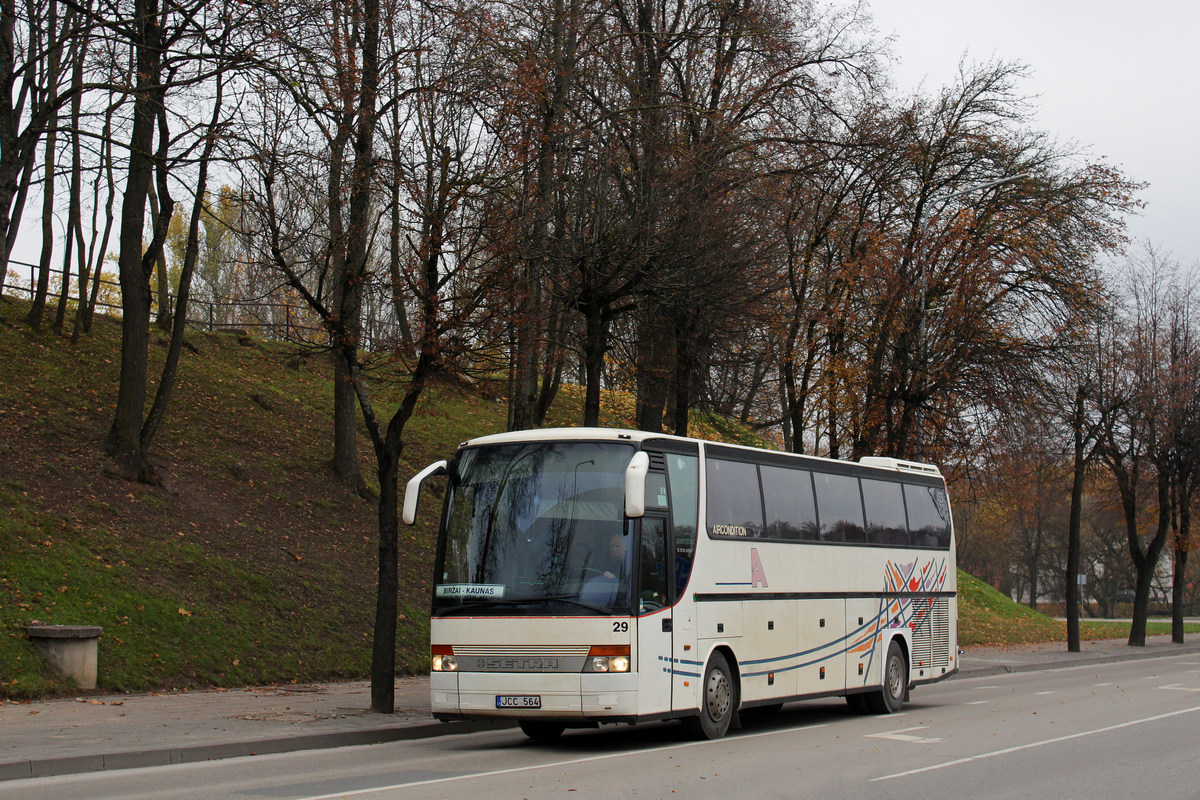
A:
[478,657,561,671]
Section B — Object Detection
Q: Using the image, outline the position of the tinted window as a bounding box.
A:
[706,458,763,538]
[638,517,669,613]
[761,465,818,541]
[862,478,908,546]
[665,454,699,600]
[646,473,668,509]
[813,472,864,542]
[905,483,952,549]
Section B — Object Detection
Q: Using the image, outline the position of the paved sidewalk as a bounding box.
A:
[4,635,1200,782]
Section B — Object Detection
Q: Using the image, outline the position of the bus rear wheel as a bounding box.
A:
[519,720,566,741]
[866,639,907,714]
[684,652,737,740]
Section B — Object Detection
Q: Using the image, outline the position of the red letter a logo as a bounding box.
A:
[750,548,768,588]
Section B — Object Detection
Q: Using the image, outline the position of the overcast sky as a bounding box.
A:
[864,0,1200,270]
[8,2,1196,278]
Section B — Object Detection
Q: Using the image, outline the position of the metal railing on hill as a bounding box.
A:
[0,261,404,349]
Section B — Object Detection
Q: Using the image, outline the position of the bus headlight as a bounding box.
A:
[585,645,631,673]
[431,645,457,671]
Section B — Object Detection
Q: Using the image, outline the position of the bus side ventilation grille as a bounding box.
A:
[931,599,950,668]
[912,599,950,671]
[910,598,950,670]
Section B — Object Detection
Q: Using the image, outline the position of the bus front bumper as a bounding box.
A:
[431,671,640,719]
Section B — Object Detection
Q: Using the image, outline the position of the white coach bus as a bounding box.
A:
[403,427,957,740]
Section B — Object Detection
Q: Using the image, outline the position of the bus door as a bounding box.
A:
[636,514,673,716]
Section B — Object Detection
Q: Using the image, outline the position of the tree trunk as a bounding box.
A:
[331,349,363,490]
[509,277,541,430]
[532,304,565,426]
[635,311,672,432]
[580,300,606,427]
[77,100,117,339]
[147,182,172,331]
[55,25,82,337]
[671,331,691,436]
[25,116,56,329]
[1172,546,1187,644]
[370,437,400,713]
[1126,474,1171,647]
[140,80,222,450]
[103,0,161,482]
[1065,388,1087,652]
[1129,560,1155,647]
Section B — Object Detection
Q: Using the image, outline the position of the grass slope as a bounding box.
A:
[0,307,486,697]
[957,570,1190,646]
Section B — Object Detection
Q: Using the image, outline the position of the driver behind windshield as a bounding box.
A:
[581,533,630,605]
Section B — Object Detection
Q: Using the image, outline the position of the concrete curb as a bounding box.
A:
[0,718,515,781]
[956,639,1200,679]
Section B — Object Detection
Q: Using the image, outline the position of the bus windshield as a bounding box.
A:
[433,441,636,616]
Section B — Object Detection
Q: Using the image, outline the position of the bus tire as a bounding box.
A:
[684,652,737,740]
[866,639,907,714]
[519,720,566,741]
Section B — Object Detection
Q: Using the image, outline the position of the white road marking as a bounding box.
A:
[1035,691,1055,696]
[866,726,945,744]
[872,705,1200,782]
[293,722,830,800]
[965,700,989,705]
[1159,684,1200,692]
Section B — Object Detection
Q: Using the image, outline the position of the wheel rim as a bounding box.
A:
[886,655,904,699]
[705,667,731,721]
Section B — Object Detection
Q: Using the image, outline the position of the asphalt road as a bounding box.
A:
[8,653,1200,800]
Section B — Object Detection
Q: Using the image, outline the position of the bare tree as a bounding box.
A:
[103,0,246,481]
[1101,246,1189,646]
[249,0,500,711]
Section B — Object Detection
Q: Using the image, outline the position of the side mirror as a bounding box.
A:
[402,460,448,524]
[624,451,650,518]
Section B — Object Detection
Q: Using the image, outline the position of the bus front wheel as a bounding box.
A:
[866,639,907,714]
[684,652,737,740]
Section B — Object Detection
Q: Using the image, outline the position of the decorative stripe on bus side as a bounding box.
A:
[676,557,952,682]
[659,654,702,678]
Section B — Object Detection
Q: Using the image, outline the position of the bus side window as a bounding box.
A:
[705,458,763,538]
[813,472,865,543]
[760,465,818,541]
[862,478,908,546]
[904,483,952,548]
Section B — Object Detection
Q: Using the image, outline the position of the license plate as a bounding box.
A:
[496,695,541,709]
